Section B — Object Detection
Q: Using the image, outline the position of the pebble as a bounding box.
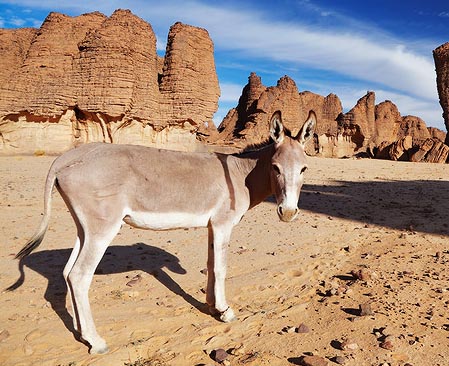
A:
[126,274,142,287]
[340,339,358,351]
[211,348,229,363]
[283,326,297,333]
[380,339,394,350]
[297,323,310,333]
[359,302,374,316]
[301,355,328,366]
[334,356,347,365]
[351,268,377,281]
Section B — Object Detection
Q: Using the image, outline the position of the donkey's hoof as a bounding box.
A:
[89,343,109,355]
[209,306,220,317]
[220,307,237,323]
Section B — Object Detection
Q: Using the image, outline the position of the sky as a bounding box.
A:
[0,0,448,130]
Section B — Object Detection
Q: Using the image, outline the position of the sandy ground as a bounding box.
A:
[1,154,449,366]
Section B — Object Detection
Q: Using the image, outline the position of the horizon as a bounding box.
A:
[0,0,448,131]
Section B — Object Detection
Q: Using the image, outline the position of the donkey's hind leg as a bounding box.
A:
[63,235,81,333]
[66,220,122,354]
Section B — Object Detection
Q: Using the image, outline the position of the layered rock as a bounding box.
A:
[215,73,343,156]
[215,74,448,162]
[434,42,449,145]
[337,92,376,149]
[0,10,219,154]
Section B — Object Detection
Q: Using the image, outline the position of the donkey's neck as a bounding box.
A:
[233,144,275,209]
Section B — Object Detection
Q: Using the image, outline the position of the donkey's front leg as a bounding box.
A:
[206,223,237,323]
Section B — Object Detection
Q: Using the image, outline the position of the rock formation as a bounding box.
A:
[434,42,449,146]
[215,73,344,156]
[214,74,448,162]
[0,10,219,154]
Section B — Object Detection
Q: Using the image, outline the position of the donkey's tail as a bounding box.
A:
[15,164,57,260]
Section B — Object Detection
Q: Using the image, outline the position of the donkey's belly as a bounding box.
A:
[123,210,210,230]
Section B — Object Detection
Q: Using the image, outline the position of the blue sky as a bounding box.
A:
[1,1,448,130]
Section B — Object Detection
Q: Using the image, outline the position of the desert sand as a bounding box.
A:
[1,155,449,366]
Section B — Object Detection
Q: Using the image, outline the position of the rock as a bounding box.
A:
[337,92,375,149]
[283,326,297,334]
[126,274,142,287]
[211,348,229,363]
[333,356,347,365]
[296,323,310,333]
[0,10,219,154]
[301,355,328,366]
[351,268,375,281]
[359,302,374,316]
[340,339,359,351]
[215,73,343,157]
[380,336,395,350]
[433,42,449,145]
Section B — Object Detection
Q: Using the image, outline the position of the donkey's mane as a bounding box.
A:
[234,127,295,156]
[234,138,273,155]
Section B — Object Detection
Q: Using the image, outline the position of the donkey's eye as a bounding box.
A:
[300,166,308,174]
[272,164,281,175]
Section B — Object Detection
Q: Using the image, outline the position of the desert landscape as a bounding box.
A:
[1,7,449,366]
[1,154,449,366]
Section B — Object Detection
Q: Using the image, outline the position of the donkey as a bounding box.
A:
[14,110,316,354]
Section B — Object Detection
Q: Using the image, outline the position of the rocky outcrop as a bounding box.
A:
[214,73,344,156]
[434,42,449,146]
[215,75,448,162]
[337,92,376,149]
[0,10,219,154]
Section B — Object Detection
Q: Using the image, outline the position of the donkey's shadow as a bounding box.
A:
[7,242,207,336]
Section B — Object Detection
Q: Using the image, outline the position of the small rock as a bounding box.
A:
[296,323,310,333]
[126,274,142,287]
[211,348,229,363]
[380,340,394,350]
[359,302,374,316]
[334,355,347,365]
[301,355,328,366]
[200,268,208,275]
[351,268,375,281]
[340,339,358,351]
[283,326,297,333]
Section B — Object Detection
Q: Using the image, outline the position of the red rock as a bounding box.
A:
[0,10,219,154]
[211,348,229,363]
[434,42,449,145]
[301,355,328,366]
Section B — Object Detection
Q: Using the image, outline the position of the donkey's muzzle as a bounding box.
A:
[277,205,299,222]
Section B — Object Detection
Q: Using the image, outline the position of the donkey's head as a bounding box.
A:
[269,110,316,222]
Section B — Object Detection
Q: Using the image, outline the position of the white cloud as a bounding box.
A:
[219,82,245,103]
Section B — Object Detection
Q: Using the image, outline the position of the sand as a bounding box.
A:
[1,155,449,366]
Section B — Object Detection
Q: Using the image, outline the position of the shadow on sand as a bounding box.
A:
[6,243,207,338]
[297,179,449,236]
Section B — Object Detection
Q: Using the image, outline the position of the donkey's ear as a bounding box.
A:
[269,111,284,144]
[297,110,316,145]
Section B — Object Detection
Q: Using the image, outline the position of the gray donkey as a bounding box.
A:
[15,110,316,353]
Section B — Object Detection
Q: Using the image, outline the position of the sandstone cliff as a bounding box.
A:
[0,10,219,154]
[434,42,449,146]
[213,73,448,162]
